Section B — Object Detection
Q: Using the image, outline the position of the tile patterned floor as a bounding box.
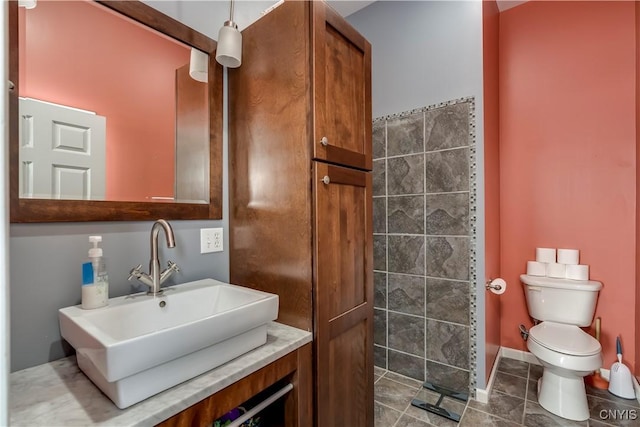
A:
[374,358,640,426]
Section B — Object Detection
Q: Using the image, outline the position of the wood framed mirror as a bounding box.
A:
[8,0,223,222]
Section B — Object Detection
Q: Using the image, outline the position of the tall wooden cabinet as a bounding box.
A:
[228,1,373,425]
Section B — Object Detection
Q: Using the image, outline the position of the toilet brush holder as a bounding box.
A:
[608,337,636,399]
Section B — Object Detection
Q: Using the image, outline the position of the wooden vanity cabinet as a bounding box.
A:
[229,1,373,426]
[157,344,312,427]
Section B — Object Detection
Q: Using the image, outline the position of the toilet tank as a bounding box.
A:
[520,275,602,327]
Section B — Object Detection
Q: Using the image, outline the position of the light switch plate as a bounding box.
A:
[200,228,223,253]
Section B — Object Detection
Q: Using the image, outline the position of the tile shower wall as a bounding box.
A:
[373,98,474,393]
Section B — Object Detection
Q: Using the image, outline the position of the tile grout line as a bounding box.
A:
[377,369,442,427]
[382,233,472,238]
[380,374,423,391]
[458,401,470,425]
[373,399,404,427]
[376,370,416,427]
[384,120,390,372]
[469,363,530,426]
[373,270,471,284]
[397,385,421,426]
[384,346,471,373]
[423,110,428,387]
[383,144,470,160]
[375,190,471,198]
[522,362,530,425]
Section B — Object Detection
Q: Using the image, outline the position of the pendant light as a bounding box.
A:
[215,0,242,68]
[189,48,208,82]
[18,0,37,9]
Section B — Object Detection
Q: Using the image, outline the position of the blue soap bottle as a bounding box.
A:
[81,236,109,309]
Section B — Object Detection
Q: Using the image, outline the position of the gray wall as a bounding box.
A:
[348,1,484,119]
[347,1,488,388]
[10,218,229,371]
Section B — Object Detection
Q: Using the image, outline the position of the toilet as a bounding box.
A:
[520,274,603,421]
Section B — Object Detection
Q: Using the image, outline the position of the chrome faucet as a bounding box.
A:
[128,219,180,296]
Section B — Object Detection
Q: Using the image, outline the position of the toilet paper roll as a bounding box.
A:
[566,264,589,281]
[546,263,566,278]
[536,247,556,263]
[526,261,547,276]
[488,278,507,295]
[557,248,580,265]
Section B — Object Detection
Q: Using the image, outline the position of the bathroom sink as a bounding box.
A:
[58,278,278,408]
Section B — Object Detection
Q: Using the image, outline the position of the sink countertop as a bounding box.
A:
[10,322,312,427]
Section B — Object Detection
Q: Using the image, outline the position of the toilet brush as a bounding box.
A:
[585,318,609,389]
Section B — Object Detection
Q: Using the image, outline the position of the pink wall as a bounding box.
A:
[636,1,640,377]
[482,0,501,385]
[499,1,637,372]
[19,1,190,201]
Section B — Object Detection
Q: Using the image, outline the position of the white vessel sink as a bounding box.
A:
[58,278,278,408]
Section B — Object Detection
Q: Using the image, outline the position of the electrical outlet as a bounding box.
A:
[200,228,223,253]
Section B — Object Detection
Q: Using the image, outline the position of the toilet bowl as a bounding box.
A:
[520,274,603,421]
[527,322,602,421]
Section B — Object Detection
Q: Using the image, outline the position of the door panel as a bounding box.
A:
[320,176,367,318]
[312,2,372,171]
[329,320,368,426]
[19,97,106,200]
[314,162,373,427]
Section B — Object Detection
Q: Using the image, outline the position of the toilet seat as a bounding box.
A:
[529,322,601,356]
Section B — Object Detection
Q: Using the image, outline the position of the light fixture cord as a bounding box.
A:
[229,0,234,22]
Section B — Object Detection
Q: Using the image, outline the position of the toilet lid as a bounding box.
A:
[529,323,601,356]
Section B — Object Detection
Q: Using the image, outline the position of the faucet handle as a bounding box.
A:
[128,264,143,281]
[166,261,180,273]
[159,261,179,286]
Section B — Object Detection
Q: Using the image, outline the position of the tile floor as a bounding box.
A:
[374,358,640,426]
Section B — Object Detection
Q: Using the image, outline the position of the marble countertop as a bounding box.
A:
[10,322,312,426]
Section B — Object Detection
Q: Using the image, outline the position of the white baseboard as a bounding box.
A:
[475,351,501,403]
[475,346,537,403]
[473,347,539,403]
[500,347,541,365]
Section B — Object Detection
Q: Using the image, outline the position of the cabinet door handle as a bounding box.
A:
[321,175,330,185]
[320,136,329,146]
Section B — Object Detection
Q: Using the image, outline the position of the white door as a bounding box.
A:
[19,98,106,200]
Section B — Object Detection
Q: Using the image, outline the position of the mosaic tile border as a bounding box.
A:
[466,97,478,398]
[373,96,476,125]
[372,96,478,397]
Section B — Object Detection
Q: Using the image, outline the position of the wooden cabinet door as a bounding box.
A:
[313,162,373,427]
[312,2,372,171]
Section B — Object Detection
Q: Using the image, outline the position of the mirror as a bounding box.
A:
[9,0,223,222]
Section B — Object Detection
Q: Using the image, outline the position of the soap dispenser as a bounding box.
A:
[82,236,109,309]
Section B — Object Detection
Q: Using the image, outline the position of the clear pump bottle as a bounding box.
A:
[82,236,109,309]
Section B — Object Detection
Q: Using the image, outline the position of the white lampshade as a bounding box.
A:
[18,0,37,9]
[189,48,208,83]
[216,21,242,68]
